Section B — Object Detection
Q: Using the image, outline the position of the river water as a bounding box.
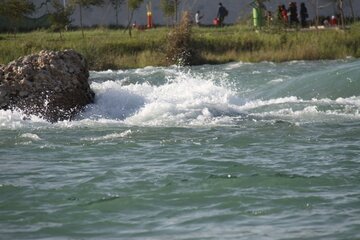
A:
[1,59,360,239]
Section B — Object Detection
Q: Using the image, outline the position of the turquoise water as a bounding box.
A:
[1,59,360,239]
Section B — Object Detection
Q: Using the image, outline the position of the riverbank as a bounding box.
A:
[1,23,359,70]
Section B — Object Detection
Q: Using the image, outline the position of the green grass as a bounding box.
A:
[193,23,360,63]
[1,23,359,70]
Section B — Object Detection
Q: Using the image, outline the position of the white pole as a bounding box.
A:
[63,0,66,7]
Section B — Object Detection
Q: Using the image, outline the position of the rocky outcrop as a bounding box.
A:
[0,49,94,122]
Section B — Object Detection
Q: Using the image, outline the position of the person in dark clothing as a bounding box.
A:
[300,2,309,27]
[288,2,299,26]
[217,2,228,26]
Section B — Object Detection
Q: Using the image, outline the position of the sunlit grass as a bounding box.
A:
[0,23,359,70]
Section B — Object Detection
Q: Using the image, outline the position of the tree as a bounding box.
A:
[253,0,269,6]
[38,0,52,13]
[69,0,104,37]
[124,0,143,37]
[49,0,74,38]
[173,0,179,23]
[160,0,180,25]
[337,0,345,28]
[109,0,125,27]
[348,0,355,23]
[160,0,175,25]
[308,0,320,28]
[0,0,35,34]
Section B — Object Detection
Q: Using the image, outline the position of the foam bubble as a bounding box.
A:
[81,129,133,141]
[20,133,42,141]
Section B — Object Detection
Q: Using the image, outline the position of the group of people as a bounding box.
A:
[278,2,309,27]
[195,2,228,27]
[195,1,312,29]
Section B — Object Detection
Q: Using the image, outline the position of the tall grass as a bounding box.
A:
[0,23,359,70]
[194,23,360,63]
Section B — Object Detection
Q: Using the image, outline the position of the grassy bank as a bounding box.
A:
[1,23,360,70]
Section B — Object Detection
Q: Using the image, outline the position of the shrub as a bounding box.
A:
[165,11,195,66]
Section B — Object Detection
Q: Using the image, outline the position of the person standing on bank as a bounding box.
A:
[300,2,309,28]
[217,2,228,26]
[288,2,299,26]
[195,10,203,26]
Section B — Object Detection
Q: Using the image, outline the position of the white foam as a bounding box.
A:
[268,78,284,84]
[121,72,242,126]
[238,97,301,111]
[247,97,360,123]
[90,69,125,75]
[20,133,42,141]
[81,129,133,141]
[71,69,360,126]
[334,96,360,106]
[0,109,47,129]
[224,61,251,70]
[82,80,146,120]
[75,70,241,126]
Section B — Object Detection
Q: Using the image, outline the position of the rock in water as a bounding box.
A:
[0,49,95,122]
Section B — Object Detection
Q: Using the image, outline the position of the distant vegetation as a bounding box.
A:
[0,21,359,70]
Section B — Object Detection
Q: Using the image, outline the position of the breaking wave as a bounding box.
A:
[1,59,360,128]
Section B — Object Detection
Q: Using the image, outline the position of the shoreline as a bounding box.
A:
[0,23,359,71]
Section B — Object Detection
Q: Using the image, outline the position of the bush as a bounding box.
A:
[165,11,195,66]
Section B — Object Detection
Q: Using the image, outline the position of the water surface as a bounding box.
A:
[1,59,360,239]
